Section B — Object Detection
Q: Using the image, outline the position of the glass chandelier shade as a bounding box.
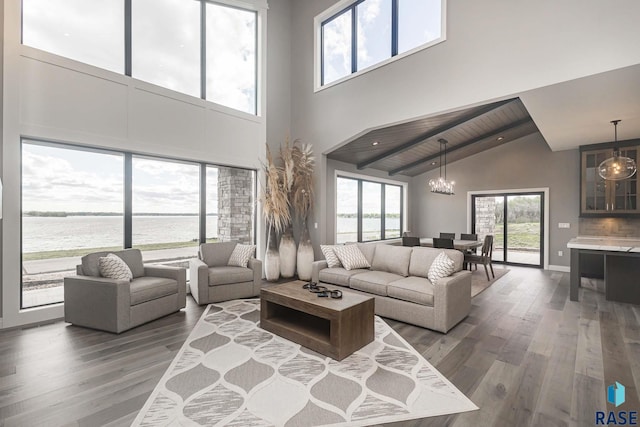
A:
[598,120,637,181]
[429,138,455,195]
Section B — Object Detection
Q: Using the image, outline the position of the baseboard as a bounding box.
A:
[548,264,570,272]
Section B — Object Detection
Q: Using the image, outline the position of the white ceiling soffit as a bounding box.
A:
[521,63,640,152]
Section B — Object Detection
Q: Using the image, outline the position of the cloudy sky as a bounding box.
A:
[22,0,256,114]
[22,143,220,214]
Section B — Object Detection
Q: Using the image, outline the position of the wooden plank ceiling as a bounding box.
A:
[327,98,539,177]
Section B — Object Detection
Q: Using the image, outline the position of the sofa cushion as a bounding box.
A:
[82,249,144,278]
[372,245,412,277]
[130,276,177,305]
[320,245,342,268]
[200,241,238,267]
[350,271,403,296]
[208,266,253,286]
[356,243,377,265]
[387,277,434,306]
[428,252,456,285]
[99,253,133,281]
[409,247,463,278]
[319,268,368,287]
[334,245,371,270]
[228,244,256,267]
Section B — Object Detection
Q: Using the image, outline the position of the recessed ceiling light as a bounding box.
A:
[497,136,505,141]
[372,141,380,146]
[430,161,437,165]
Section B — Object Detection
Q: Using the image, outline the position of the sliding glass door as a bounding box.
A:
[472,192,543,267]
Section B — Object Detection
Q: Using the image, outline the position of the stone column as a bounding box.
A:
[217,167,254,244]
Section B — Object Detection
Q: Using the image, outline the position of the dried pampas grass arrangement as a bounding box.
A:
[260,144,290,235]
[291,141,315,221]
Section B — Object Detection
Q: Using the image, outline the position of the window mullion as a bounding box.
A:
[357,180,363,242]
[381,185,386,240]
[200,0,207,100]
[124,153,133,248]
[391,0,398,56]
[351,6,357,73]
[124,0,132,76]
[200,164,207,244]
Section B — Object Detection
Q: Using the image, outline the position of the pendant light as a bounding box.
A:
[429,138,455,195]
[598,120,637,181]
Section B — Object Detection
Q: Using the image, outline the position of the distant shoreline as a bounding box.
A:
[23,212,218,217]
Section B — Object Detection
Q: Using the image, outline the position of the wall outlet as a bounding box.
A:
[558,250,563,257]
[558,223,570,229]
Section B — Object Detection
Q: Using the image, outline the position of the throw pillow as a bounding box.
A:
[320,245,343,268]
[99,253,133,281]
[228,244,256,268]
[333,245,371,271]
[427,252,456,285]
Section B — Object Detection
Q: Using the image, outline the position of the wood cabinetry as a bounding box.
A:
[581,142,639,217]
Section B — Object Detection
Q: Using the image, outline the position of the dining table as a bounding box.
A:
[419,238,483,251]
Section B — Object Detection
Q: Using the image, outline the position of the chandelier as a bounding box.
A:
[598,120,637,181]
[429,138,455,195]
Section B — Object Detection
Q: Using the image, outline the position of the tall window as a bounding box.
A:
[21,0,259,115]
[132,157,200,263]
[21,140,257,309]
[21,142,124,308]
[336,175,404,243]
[132,0,201,97]
[336,177,358,243]
[22,0,125,73]
[320,0,444,86]
[206,3,257,115]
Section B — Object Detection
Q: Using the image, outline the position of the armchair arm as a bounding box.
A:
[63,275,131,333]
[144,265,186,309]
[312,260,329,284]
[432,270,472,333]
[189,258,209,305]
[248,258,263,295]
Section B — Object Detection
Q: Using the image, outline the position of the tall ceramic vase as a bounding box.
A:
[264,224,280,281]
[296,218,314,281]
[279,225,297,278]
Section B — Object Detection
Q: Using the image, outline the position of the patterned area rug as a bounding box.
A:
[133,299,477,426]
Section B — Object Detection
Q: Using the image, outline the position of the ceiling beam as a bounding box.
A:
[356,98,514,170]
[388,118,534,176]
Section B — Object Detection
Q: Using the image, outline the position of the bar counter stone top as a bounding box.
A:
[567,236,640,253]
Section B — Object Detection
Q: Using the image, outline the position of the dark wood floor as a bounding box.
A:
[1,266,638,427]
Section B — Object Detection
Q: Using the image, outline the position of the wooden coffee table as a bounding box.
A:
[260,281,374,361]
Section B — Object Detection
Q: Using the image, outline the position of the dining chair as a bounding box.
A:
[402,236,421,247]
[439,232,456,239]
[460,233,479,254]
[433,238,455,249]
[464,235,495,280]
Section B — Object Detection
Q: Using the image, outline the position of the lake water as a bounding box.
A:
[22,215,218,253]
[22,215,400,253]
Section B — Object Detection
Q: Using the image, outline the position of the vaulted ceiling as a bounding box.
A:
[327,98,539,177]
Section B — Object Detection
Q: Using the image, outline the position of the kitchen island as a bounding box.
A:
[567,236,640,304]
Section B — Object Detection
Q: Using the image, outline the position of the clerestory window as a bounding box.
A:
[318,0,445,87]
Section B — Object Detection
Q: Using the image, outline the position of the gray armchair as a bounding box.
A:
[64,249,186,333]
[189,241,262,305]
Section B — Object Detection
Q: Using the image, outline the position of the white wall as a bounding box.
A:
[412,133,580,269]
[1,0,271,327]
[289,0,640,249]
